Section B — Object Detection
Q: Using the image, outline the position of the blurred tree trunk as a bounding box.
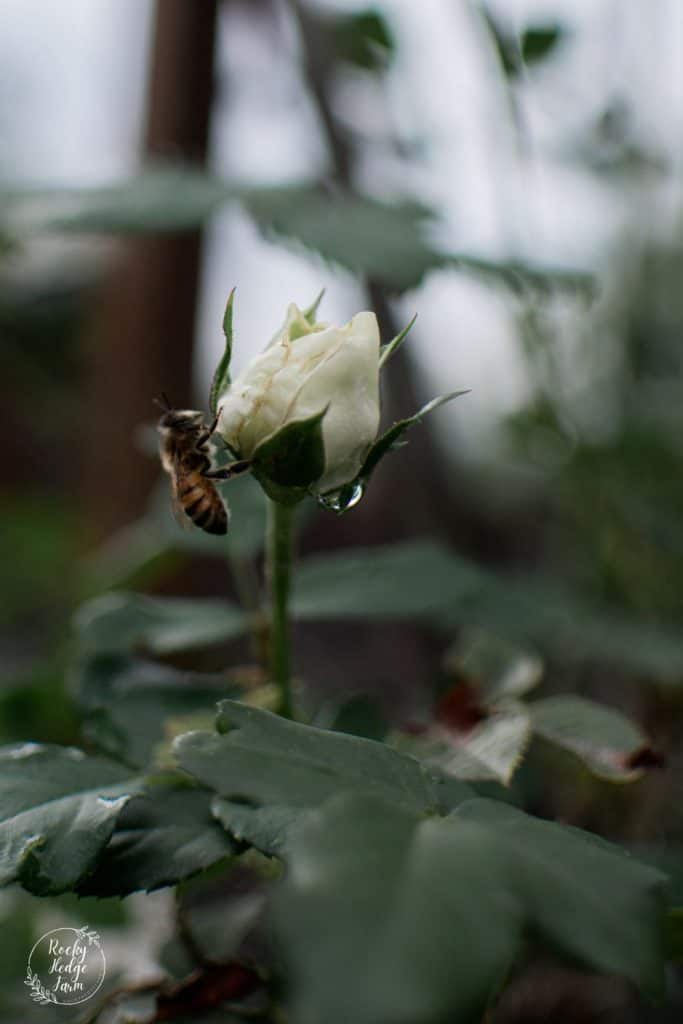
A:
[80,0,219,542]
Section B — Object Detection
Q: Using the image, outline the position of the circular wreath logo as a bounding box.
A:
[26,926,106,1006]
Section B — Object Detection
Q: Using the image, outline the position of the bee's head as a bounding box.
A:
[155,394,204,432]
[157,409,204,431]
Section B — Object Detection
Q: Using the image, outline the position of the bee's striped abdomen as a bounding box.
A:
[177,470,228,535]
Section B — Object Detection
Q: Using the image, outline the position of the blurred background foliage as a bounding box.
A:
[1,0,683,1020]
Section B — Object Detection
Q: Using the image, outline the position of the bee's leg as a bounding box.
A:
[204,460,251,480]
[196,407,223,448]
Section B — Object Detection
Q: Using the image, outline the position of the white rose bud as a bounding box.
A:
[217,303,381,493]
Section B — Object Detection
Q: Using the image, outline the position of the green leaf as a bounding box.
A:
[625,844,683,905]
[327,694,388,740]
[74,591,248,656]
[665,908,683,963]
[94,994,241,1024]
[395,705,532,786]
[0,744,138,895]
[453,799,666,996]
[209,287,235,415]
[521,25,564,64]
[174,700,472,814]
[271,794,517,1024]
[357,390,469,485]
[448,707,531,783]
[212,799,297,857]
[529,695,653,781]
[458,575,683,685]
[271,793,665,1024]
[88,474,268,591]
[378,313,417,369]
[3,166,231,234]
[293,540,482,620]
[78,784,234,897]
[292,540,683,682]
[446,250,592,295]
[447,628,543,702]
[480,14,563,76]
[212,472,269,559]
[251,409,327,503]
[243,184,592,294]
[395,631,542,785]
[75,656,241,768]
[175,857,272,968]
[334,9,395,71]
[244,187,438,291]
[3,170,592,294]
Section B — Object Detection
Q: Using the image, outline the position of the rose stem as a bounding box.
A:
[265,498,295,718]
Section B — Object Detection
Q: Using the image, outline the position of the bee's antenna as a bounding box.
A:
[154,392,172,411]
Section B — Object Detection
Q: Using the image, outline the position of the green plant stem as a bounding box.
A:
[266,499,295,717]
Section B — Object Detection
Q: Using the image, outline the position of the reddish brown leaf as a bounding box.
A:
[436,680,488,734]
[622,745,667,772]
[155,963,262,1020]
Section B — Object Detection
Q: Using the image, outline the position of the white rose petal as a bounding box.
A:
[218,304,381,493]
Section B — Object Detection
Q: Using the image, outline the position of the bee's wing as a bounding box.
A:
[171,493,193,531]
[168,465,193,532]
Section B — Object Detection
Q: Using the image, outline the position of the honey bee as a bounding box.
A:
[156,393,249,536]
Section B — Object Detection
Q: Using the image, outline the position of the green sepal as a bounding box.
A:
[361,391,469,480]
[378,313,417,369]
[209,287,235,415]
[251,408,328,505]
[303,288,325,324]
[319,390,468,513]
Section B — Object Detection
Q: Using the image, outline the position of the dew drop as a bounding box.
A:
[317,481,365,514]
[341,482,364,510]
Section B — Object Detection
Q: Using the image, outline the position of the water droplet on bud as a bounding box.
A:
[317,481,365,514]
